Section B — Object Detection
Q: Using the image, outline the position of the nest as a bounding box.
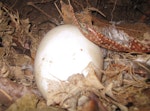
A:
[0,0,150,111]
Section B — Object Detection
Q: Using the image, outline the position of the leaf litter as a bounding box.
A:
[0,0,150,111]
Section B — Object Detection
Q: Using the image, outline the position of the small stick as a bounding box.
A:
[54,1,63,18]
[111,0,117,21]
[27,2,60,26]
[0,89,13,101]
[88,7,106,18]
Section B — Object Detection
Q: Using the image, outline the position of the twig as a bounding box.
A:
[86,0,90,7]
[136,62,150,73]
[27,2,60,26]
[88,7,106,17]
[36,0,55,4]
[111,0,117,21]
[10,0,18,9]
[0,88,12,101]
[54,1,63,18]
[73,0,84,10]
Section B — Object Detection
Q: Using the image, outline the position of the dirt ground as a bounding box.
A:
[0,0,150,111]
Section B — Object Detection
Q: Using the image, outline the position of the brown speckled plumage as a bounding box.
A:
[69,1,150,53]
[80,24,150,53]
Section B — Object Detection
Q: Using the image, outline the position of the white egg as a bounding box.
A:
[34,24,103,100]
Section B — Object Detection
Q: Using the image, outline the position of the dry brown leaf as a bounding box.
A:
[0,47,5,58]
[2,35,12,48]
[6,94,38,111]
[85,63,104,89]
[105,83,116,100]
[60,0,74,24]
[0,77,41,102]
[0,60,10,77]
[59,0,93,25]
